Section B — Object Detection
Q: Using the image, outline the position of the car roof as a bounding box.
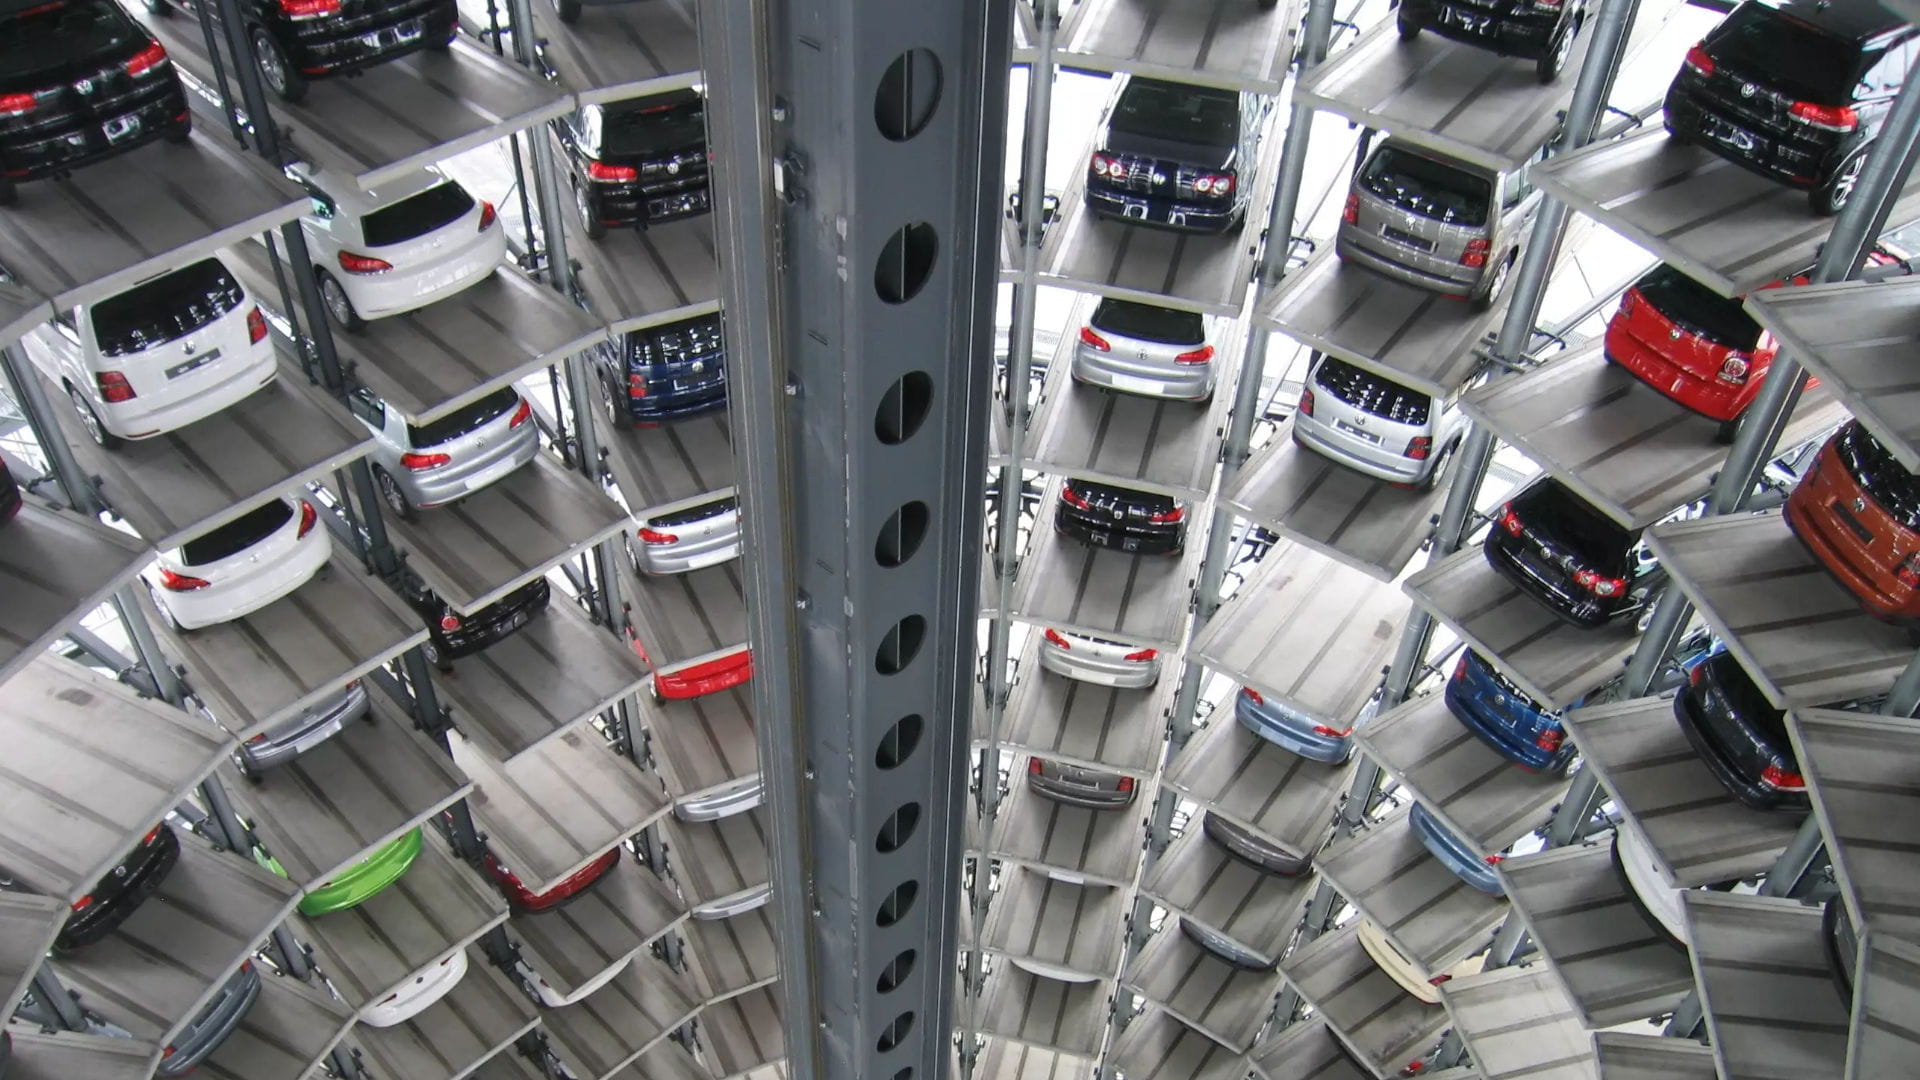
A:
[1752,0,1909,44]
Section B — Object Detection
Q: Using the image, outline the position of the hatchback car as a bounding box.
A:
[281,826,422,916]
[1234,685,1354,764]
[673,774,765,822]
[348,385,538,519]
[149,0,459,104]
[56,822,178,951]
[1179,916,1274,970]
[1443,650,1574,772]
[1071,298,1215,401]
[1085,75,1267,233]
[1396,0,1588,82]
[481,846,620,914]
[1664,0,1917,215]
[289,165,504,331]
[1484,476,1664,629]
[235,679,368,779]
[363,948,466,1027]
[27,254,275,448]
[553,89,711,238]
[627,492,740,576]
[593,313,727,425]
[0,0,190,206]
[1293,353,1469,490]
[1785,420,1920,628]
[1036,627,1161,689]
[1410,802,1505,896]
[1673,647,1809,811]
[145,496,331,630]
[519,953,632,1007]
[1055,478,1186,555]
[1356,918,1487,1003]
[1025,757,1137,809]
[1201,810,1310,876]
[400,573,551,671]
[160,961,259,1076]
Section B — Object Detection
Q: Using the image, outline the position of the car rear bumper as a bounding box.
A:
[1085,183,1241,234]
[283,4,459,77]
[1441,677,1561,771]
[99,353,277,440]
[1783,481,1919,622]
[406,424,540,507]
[652,647,752,699]
[1409,805,1503,895]
[158,964,260,1077]
[1671,689,1805,811]
[240,682,370,772]
[1604,330,1754,422]
[1291,417,1428,485]
[1233,696,1351,764]
[1024,772,1136,810]
[297,827,423,915]
[1336,226,1481,296]
[1053,514,1183,557]
[693,882,772,920]
[1070,346,1213,401]
[156,530,332,630]
[632,526,741,576]
[56,828,180,951]
[361,949,467,1027]
[674,775,765,821]
[1,86,190,184]
[1482,534,1619,629]
[1036,638,1160,688]
[1663,91,1840,190]
[342,233,505,320]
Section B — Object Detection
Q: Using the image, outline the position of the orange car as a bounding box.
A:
[1784,421,1920,626]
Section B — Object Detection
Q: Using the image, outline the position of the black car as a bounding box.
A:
[1673,648,1809,811]
[0,457,21,524]
[148,0,457,103]
[593,312,726,425]
[1397,0,1588,82]
[401,573,552,670]
[1085,76,1265,234]
[553,89,711,239]
[1484,476,1663,629]
[0,0,190,205]
[1056,477,1186,555]
[1664,0,1918,215]
[57,822,179,951]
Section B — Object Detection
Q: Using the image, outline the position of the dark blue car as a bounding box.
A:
[1443,650,1574,773]
[595,313,727,425]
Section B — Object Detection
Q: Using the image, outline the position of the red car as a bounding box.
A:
[1605,249,1908,430]
[482,848,621,913]
[1785,421,1920,628]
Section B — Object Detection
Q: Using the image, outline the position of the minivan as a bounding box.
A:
[1293,352,1469,489]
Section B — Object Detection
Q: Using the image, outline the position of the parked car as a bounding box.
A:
[1025,757,1137,809]
[673,774,764,822]
[1036,626,1161,688]
[480,846,620,914]
[148,0,459,104]
[56,822,178,950]
[1823,897,1858,1002]
[1071,298,1216,401]
[399,573,551,671]
[0,457,22,524]
[693,880,770,921]
[1084,75,1267,233]
[1410,802,1505,896]
[1178,916,1274,971]
[363,948,466,1026]
[1673,647,1809,810]
[0,0,190,205]
[1055,478,1186,555]
[1606,249,1910,434]
[235,680,368,779]
[1785,420,1920,629]
[552,89,711,238]
[26,254,275,448]
[1356,918,1486,1003]
[348,385,538,519]
[1337,136,1543,308]
[592,313,727,425]
[267,826,423,916]
[626,492,740,576]
[1234,685,1355,764]
[519,953,631,1007]
[1201,810,1310,876]
[144,497,331,630]
[1611,825,1689,946]
[1663,0,1917,214]
[159,961,259,1076]
[1293,352,1469,490]
[1484,476,1664,629]
[1396,0,1589,82]
[287,164,504,331]
[1443,650,1575,773]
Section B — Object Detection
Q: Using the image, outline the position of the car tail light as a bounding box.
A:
[1090,152,1122,177]
[1028,757,1044,775]
[1061,484,1091,510]
[1299,387,1314,417]
[1124,647,1158,662]
[1148,506,1184,524]
[144,825,163,845]
[1572,568,1626,597]
[246,306,268,344]
[639,527,679,545]
[161,1046,176,1061]
[296,500,317,538]
[1688,663,1705,688]
[1079,325,1110,352]
[400,451,451,470]
[0,93,37,118]
[1116,776,1135,792]
[158,567,211,591]
[628,373,649,399]
[509,398,532,428]
[1617,289,1639,319]
[338,251,393,274]
[1428,973,1453,986]
[478,201,497,231]
[440,614,462,632]
[380,992,400,1005]
[1897,552,1920,589]
[125,42,169,78]
[280,0,341,16]
[1535,727,1564,752]
[246,734,268,745]
[1196,172,1234,195]
[588,160,639,182]
[1683,44,1714,76]
[1174,345,1214,365]
[1342,193,1358,225]
[1461,236,1490,269]
[1498,503,1523,536]
[1760,763,1805,791]
[1454,655,1468,679]
[1044,628,1071,649]
[71,894,94,912]
[1313,724,1353,738]
[1531,0,1560,8]
[1241,686,1264,705]
[1405,436,1431,461]
[1789,101,1858,133]
[96,371,136,403]
[1483,854,1506,866]
[1716,355,1750,386]
[440,954,456,966]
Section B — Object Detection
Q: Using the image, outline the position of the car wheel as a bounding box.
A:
[1536,18,1576,83]
[317,269,365,332]
[601,374,629,429]
[373,466,416,521]
[235,752,262,783]
[252,28,307,103]
[1714,416,1740,444]
[1420,438,1458,492]
[575,180,607,240]
[146,581,184,633]
[0,175,15,207]
[66,382,123,449]
[164,115,192,143]
[1810,146,1868,216]
[422,638,453,672]
[555,0,583,21]
[1473,252,1514,311]
[1397,7,1420,39]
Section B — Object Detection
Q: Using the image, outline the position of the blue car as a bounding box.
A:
[1409,802,1504,896]
[1443,650,1574,773]
[1234,686,1353,764]
[594,313,727,424]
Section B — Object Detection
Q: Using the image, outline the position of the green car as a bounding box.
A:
[257,827,423,916]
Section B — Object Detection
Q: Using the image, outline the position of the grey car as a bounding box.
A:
[347,385,540,519]
[1025,757,1137,809]
[236,681,369,779]
[1201,810,1309,875]
[1071,298,1215,402]
[1293,353,1470,489]
[160,962,260,1076]
[1337,137,1544,308]
[1178,917,1274,970]
[627,491,740,576]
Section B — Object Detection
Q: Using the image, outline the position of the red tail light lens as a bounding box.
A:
[1299,387,1315,417]
[1453,655,1468,679]
[158,567,211,591]
[440,614,462,632]
[400,451,451,470]
[1789,101,1858,133]
[509,398,532,428]
[71,894,94,912]
[478,201,497,231]
[143,825,164,845]
[1760,763,1805,791]
[1716,355,1750,386]
[1534,727,1564,752]
[280,0,341,16]
[338,251,393,274]
[1116,776,1135,792]
[1124,647,1158,662]
[1405,436,1432,461]
[1028,758,1044,776]
[247,306,268,344]
[0,93,37,118]
[1342,193,1358,225]
[628,373,649,399]
[1148,506,1184,524]
[1683,44,1715,76]
[1241,686,1264,705]
[1061,484,1092,510]
[1483,854,1506,866]
[1044,628,1071,649]
[1898,553,1920,589]
[588,161,639,182]
[296,500,317,538]
[125,42,169,78]
[1498,503,1522,536]
[1312,724,1354,738]
[96,370,136,403]
[1089,152,1122,177]
[1572,568,1627,597]
[639,527,679,545]
[1195,172,1234,196]
[1174,345,1214,365]
[1079,325,1111,352]
[1461,238,1490,269]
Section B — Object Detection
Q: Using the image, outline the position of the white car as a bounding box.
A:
[362,948,468,1027]
[145,497,332,630]
[1612,824,1688,945]
[290,164,506,330]
[1036,627,1161,689]
[26,253,276,448]
[1356,918,1486,1004]
[518,954,633,1008]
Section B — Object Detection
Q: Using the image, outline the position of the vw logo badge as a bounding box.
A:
[667,161,680,174]
[76,78,95,95]
[1669,327,1683,340]
[1741,83,1757,98]
[1856,497,1869,513]
[691,361,705,373]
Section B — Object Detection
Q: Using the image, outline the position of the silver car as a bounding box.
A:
[1293,353,1469,489]
[674,775,765,822]
[1036,627,1162,689]
[1336,137,1543,308]
[347,385,539,518]
[1201,811,1309,876]
[1071,298,1215,402]
[159,962,260,1076]
[628,491,740,576]
[1025,757,1137,809]
[235,681,369,779]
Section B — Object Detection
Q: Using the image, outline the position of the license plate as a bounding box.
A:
[1380,225,1433,252]
[1830,500,1875,545]
[1105,373,1164,396]
[1335,419,1381,444]
[103,113,142,144]
[1702,115,1758,152]
[288,717,347,755]
[363,19,423,48]
[1445,7,1493,32]
[1120,198,1151,219]
[507,610,529,631]
[166,350,219,378]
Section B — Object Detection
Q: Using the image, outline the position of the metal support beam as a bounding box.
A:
[29,967,88,1031]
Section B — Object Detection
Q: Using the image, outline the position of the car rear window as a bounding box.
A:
[602,98,707,156]
[649,494,736,529]
[1089,299,1205,346]
[1706,4,1873,106]
[360,182,475,247]
[1634,265,1762,351]
[91,258,245,358]
[0,0,141,83]
[1358,146,1491,227]
[1065,478,1179,517]
[180,499,292,566]
[1110,79,1240,149]
[1513,477,1638,571]
[1703,651,1786,731]
[1314,355,1433,426]
[1837,420,1920,529]
[406,387,519,448]
[631,314,724,367]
